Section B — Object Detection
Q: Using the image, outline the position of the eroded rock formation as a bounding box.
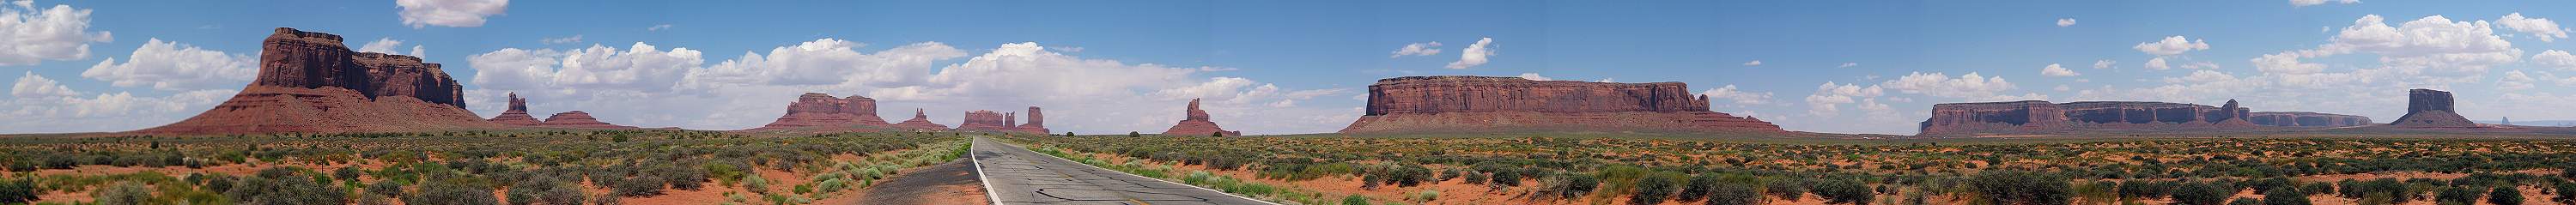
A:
[1917,99,2371,136]
[753,93,890,130]
[1008,106,1050,134]
[2248,112,2373,127]
[538,111,637,129]
[890,109,950,130]
[953,110,1013,131]
[1163,99,1241,136]
[134,27,498,134]
[2390,88,2476,127]
[486,92,542,126]
[1337,75,1783,134]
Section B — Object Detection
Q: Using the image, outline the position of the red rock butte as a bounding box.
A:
[537,111,638,129]
[1337,75,1783,134]
[950,106,1049,135]
[2389,88,2477,128]
[753,93,890,130]
[1162,99,1240,136]
[889,109,950,130]
[1917,99,2370,136]
[133,27,499,135]
[485,92,542,126]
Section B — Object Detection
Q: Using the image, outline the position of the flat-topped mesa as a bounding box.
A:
[890,108,950,130]
[753,93,890,130]
[1917,99,2376,136]
[952,110,1016,132]
[537,111,638,130]
[2248,112,2374,127]
[1163,99,1241,136]
[486,92,541,126]
[2390,88,2477,127]
[1339,75,1783,135]
[133,27,497,134]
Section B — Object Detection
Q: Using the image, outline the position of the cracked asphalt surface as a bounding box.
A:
[973,137,1273,205]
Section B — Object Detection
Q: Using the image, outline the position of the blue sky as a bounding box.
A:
[7,0,2576,135]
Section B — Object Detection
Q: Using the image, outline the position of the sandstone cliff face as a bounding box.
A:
[953,110,1013,131]
[2390,88,2476,127]
[1007,106,1049,134]
[538,111,637,129]
[2248,112,2373,127]
[753,93,890,130]
[134,27,498,134]
[890,109,949,130]
[1163,99,1240,136]
[486,92,542,126]
[1917,99,2372,136]
[1339,75,1783,134]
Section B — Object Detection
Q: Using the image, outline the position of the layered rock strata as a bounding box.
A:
[538,111,637,129]
[134,27,498,134]
[1917,99,2372,136]
[2389,88,2476,127]
[2247,112,2373,127]
[1163,99,1241,136]
[753,93,889,130]
[1337,75,1783,134]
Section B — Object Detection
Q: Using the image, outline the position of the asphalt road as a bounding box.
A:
[971,137,1276,205]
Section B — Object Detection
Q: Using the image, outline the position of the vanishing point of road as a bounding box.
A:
[970,136,1277,205]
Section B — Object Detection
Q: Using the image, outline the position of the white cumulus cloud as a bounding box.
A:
[2498,13,2569,42]
[0,0,112,66]
[2134,36,2210,56]
[2289,0,2359,7]
[81,39,257,91]
[1445,37,1493,69]
[395,0,508,28]
[2041,63,2081,76]
[1388,41,1441,57]
[12,71,76,98]
[2056,18,2076,27]
[1698,84,1772,106]
[355,38,424,57]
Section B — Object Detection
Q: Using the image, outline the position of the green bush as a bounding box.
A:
[408,179,498,205]
[336,166,365,182]
[2263,186,2310,205]
[1766,178,1808,201]
[1705,180,1761,205]
[2228,197,2261,205]
[0,178,35,203]
[2435,186,2482,205]
[1341,195,1370,205]
[2490,186,2524,205]
[2555,182,2576,204]
[226,169,349,205]
[2119,179,2175,200]
[1678,173,1723,202]
[2173,181,2233,205]
[506,177,586,205]
[1812,178,1874,205]
[94,181,153,205]
[1543,172,1600,199]
[1631,172,1683,205]
[1968,171,2068,205]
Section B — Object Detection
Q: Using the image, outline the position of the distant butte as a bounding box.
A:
[486,92,542,126]
[2389,88,2477,128]
[1917,99,2372,136]
[754,93,891,130]
[1162,99,1241,136]
[1337,75,1783,135]
[537,111,639,130]
[889,109,950,130]
[133,27,499,135]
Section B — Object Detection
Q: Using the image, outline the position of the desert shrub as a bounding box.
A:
[611,176,665,196]
[2490,186,2524,205]
[1406,190,1439,202]
[227,170,349,205]
[1541,172,1600,199]
[2435,186,2482,205]
[337,166,365,182]
[2229,197,2261,205]
[2263,186,2310,205]
[1490,167,1525,188]
[0,178,35,203]
[507,176,586,205]
[408,179,498,205]
[1766,178,1809,201]
[2174,181,2233,205]
[2117,179,2172,200]
[657,164,708,191]
[1678,173,1723,202]
[2300,182,2334,196]
[1631,172,1683,205]
[1705,180,1761,205]
[94,181,153,205]
[2341,178,2411,204]
[1968,171,2069,205]
[1812,178,1874,205]
[2555,182,2576,203]
[742,174,771,194]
